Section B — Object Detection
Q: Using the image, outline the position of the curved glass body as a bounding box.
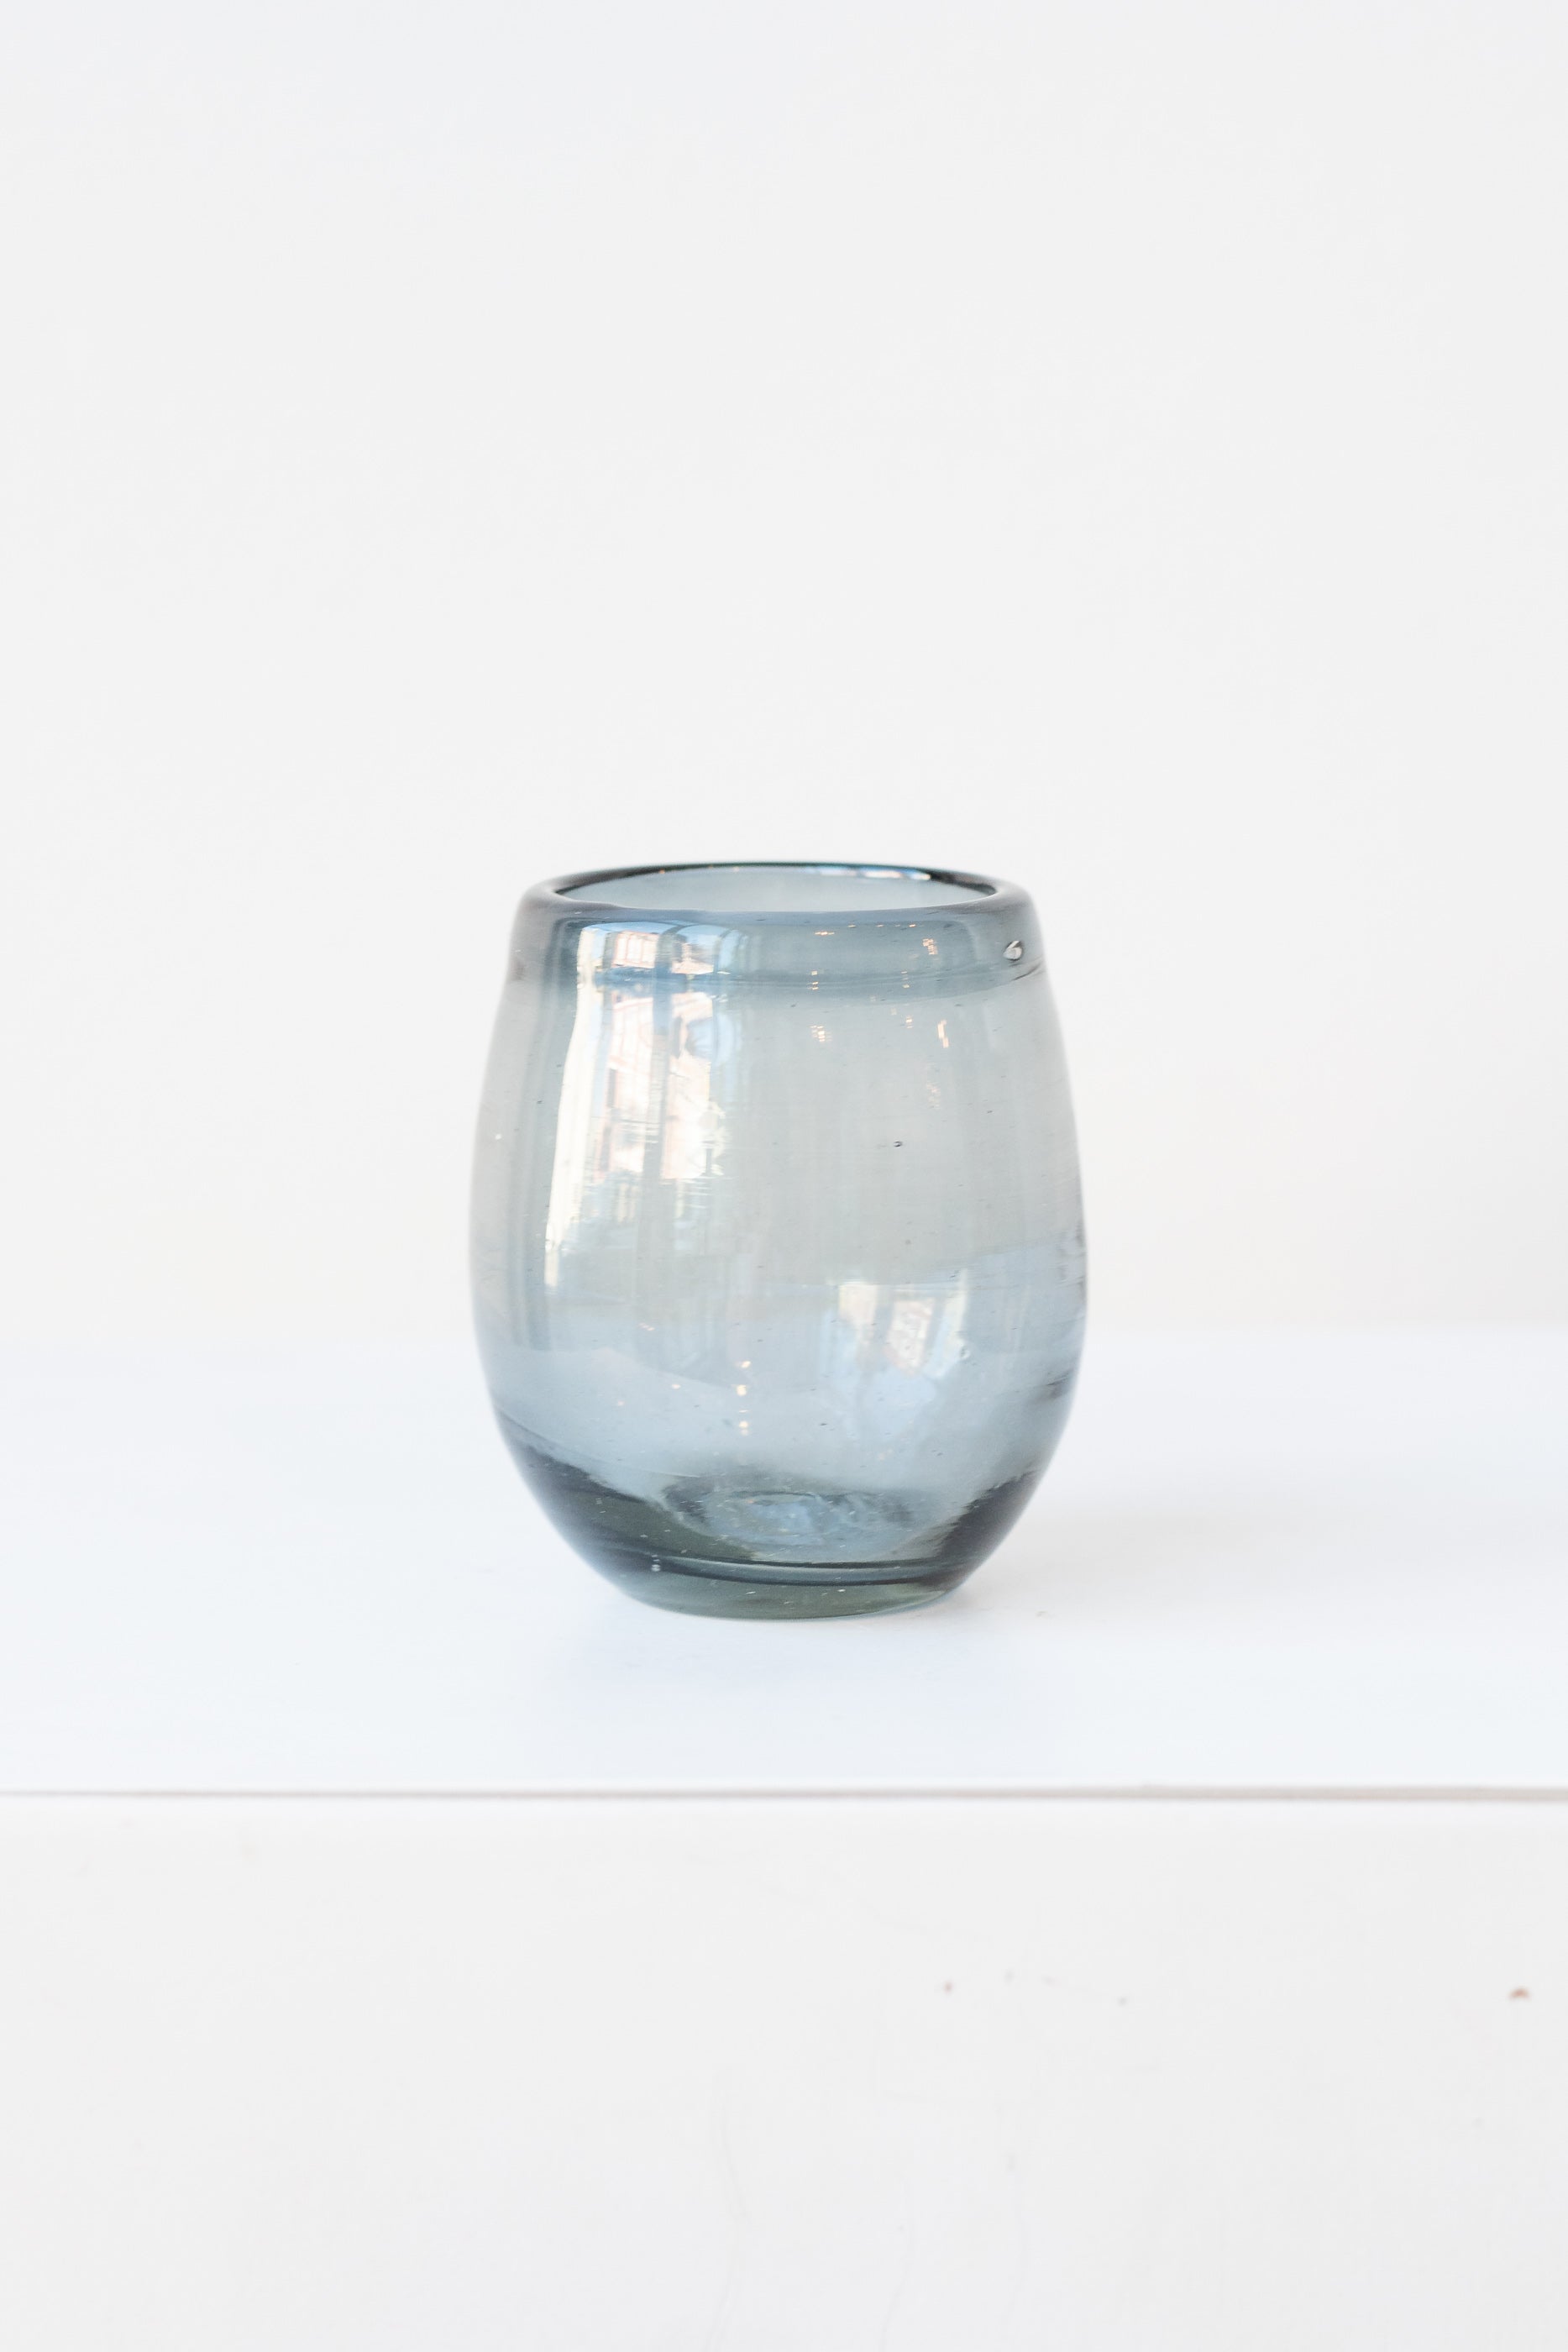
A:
[472,864,1085,1618]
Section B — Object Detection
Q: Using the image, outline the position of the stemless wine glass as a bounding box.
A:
[471,863,1085,1618]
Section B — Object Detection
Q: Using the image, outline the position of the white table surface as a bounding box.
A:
[3,1331,1565,1793]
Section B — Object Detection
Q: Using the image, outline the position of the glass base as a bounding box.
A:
[592,1557,971,1621]
[495,1413,1035,1621]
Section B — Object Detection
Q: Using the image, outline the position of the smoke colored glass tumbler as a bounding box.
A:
[472,864,1085,1619]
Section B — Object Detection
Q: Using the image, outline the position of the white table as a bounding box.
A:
[3,1335,1566,2347]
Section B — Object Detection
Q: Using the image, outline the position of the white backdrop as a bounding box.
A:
[3,0,1564,1339]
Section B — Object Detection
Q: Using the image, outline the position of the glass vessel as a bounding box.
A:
[471,864,1085,1619]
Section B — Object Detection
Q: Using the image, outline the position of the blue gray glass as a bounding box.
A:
[472,864,1085,1617]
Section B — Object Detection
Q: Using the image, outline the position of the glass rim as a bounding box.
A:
[532,860,1024,925]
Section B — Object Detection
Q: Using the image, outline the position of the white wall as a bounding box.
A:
[3,0,1565,1337]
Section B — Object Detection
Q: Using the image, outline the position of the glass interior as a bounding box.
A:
[559,864,993,916]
